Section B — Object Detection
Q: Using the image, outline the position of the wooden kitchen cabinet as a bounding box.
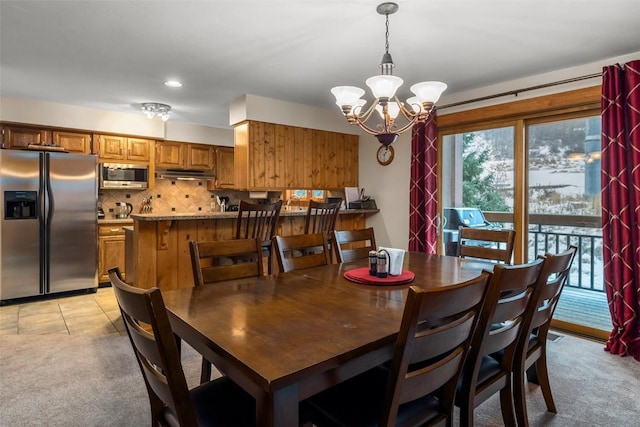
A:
[234,120,358,190]
[1,125,93,154]
[53,131,92,154]
[1,125,51,149]
[96,134,151,163]
[186,143,215,170]
[156,141,216,171]
[98,224,127,283]
[155,140,185,168]
[214,146,234,188]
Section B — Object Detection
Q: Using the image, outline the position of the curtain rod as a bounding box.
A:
[437,72,602,110]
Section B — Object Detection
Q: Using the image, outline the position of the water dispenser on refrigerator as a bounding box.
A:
[4,191,37,219]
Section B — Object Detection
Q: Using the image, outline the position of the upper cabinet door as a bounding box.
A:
[2,125,51,149]
[53,131,91,154]
[215,146,234,188]
[186,144,214,170]
[126,138,151,162]
[155,140,185,168]
[97,135,127,160]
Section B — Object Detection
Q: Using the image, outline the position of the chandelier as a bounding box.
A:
[141,102,172,121]
[330,2,447,146]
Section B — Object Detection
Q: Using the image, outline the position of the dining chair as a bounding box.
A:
[457,226,516,264]
[189,238,264,286]
[331,227,377,263]
[189,238,263,383]
[235,199,283,274]
[305,199,342,262]
[456,257,544,427]
[513,245,577,427]
[107,267,257,427]
[304,199,342,234]
[273,232,330,273]
[303,271,493,427]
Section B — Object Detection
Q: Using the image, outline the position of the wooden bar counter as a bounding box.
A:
[127,208,378,290]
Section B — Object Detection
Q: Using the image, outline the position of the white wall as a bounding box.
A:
[164,121,233,146]
[0,96,165,137]
[0,96,233,145]
[229,93,357,135]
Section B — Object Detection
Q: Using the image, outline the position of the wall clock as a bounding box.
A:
[376,145,394,166]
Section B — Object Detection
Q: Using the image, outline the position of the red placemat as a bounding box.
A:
[344,267,415,286]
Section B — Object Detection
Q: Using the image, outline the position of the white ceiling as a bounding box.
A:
[1,1,639,129]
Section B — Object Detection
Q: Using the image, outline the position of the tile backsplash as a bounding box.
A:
[99,180,282,217]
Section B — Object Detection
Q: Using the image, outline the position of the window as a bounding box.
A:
[285,189,325,202]
[441,126,514,214]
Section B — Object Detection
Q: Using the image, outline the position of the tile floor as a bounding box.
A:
[0,287,125,336]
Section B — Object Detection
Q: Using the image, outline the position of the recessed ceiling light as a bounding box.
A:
[164,80,182,88]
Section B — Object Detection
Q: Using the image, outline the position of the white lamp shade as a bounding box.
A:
[331,86,365,107]
[375,102,401,119]
[410,81,447,104]
[406,96,422,113]
[365,75,403,99]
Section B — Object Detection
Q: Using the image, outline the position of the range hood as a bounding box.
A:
[155,169,216,181]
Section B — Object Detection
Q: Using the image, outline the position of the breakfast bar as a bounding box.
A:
[127,208,378,290]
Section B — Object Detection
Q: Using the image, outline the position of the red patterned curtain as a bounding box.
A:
[601,59,640,361]
[409,112,438,253]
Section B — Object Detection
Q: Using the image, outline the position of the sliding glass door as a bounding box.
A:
[439,108,610,338]
[526,115,608,336]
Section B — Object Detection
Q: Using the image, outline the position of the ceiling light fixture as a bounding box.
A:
[141,102,172,121]
[164,80,182,88]
[330,2,447,146]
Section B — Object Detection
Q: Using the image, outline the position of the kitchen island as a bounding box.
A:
[127,208,378,290]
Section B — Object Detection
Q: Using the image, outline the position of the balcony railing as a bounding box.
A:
[484,212,603,292]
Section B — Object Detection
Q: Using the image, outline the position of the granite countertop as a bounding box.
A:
[130,208,379,221]
[98,218,134,225]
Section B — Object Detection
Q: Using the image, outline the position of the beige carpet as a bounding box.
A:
[1,332,638,426]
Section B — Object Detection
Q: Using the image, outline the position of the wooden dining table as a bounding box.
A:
[162,252,494,427]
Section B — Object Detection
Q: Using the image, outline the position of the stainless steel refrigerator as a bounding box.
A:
[0,150,98,302]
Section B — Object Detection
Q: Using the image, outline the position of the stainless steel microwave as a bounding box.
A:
[99,163,149,189]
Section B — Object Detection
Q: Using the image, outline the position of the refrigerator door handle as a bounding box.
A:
[43,153,53,294]
[39,153,48,294]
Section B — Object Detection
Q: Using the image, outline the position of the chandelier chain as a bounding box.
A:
[384,13,390,54]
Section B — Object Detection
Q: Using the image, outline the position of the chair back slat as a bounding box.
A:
[408,312,477,365]
[400,346,466,404]
[457,226,515,264]
[332,228,377,263]
[273,233,330,273]
[108,268,198,426]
